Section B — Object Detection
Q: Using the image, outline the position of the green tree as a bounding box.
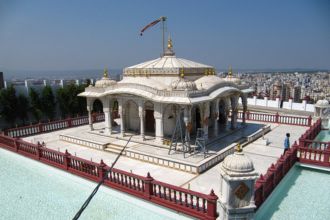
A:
[57,84,87,118]
[17,93,30,125]
[41,85,56,120]
[0,85,18,126]
[77,84,87,116]
[56,87,69,117]
[85,79,91,87]
[29,88,42,122]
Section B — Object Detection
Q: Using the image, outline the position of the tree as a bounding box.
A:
[77,84,87,116]
[29,88,43,122]
[56,85,72,117]
[85,79,91,87]
[57,84,87,118]
[17,93,30,125]
[41,85,56,120]
[0,86,18,126]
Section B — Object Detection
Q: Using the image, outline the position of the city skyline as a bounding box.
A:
[1,0,330,71]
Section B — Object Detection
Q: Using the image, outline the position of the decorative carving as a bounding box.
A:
[234,182,249,200]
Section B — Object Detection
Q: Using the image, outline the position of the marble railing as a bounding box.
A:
[85,82,249,98]
[4,113,105,138]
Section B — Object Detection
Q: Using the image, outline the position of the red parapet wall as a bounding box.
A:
[4,113,105,138]
[0,134,218,220]
[297,118,330,166]
[235,111,312,126]
[254,144,298,209]
[254,118,329,209]
[298,119,324,148]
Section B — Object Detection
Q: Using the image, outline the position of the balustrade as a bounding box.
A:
[4,113,105,138]
[0,134,218,220]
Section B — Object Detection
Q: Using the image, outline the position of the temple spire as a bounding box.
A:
[167,35,173,50]
[103,68,109,78]
[164,35,175,56]
[228,65,233,78]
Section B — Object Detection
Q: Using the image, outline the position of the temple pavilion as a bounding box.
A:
[79,37,252,146]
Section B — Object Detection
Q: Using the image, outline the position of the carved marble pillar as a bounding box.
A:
[102,98,112,134]
[154,103,164,143]
[138,100,145,140]
[183,106,192,145]
[241,94,248,125]
[86,98,94,131]
[203,102,210,140]
[118,99,125,137]
[104,109,112,135]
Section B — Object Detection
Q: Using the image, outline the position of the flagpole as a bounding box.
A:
[161,16,167,56]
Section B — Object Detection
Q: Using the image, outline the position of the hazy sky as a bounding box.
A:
[0,0,329,71]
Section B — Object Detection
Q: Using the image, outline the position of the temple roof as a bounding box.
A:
[125,55,212,69]
[123,37,214,77]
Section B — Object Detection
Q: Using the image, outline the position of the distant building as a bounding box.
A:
[281,83,291,101]
[0,72,4,89]
[293,85,301,102]
[270,81,281,99]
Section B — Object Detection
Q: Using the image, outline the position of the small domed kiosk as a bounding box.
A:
[218,144,258,220]
[314,99,330,128]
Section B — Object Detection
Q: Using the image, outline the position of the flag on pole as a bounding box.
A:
[140,17,166,36]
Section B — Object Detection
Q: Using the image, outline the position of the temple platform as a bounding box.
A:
[56,121,266,174]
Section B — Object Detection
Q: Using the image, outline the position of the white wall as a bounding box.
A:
[239,96,315,112]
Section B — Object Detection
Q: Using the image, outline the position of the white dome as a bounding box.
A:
[222,151,254,173]
[171,78,197,91]
[95,77,117,88]
[316,99,329,107]
[195,75,223,90]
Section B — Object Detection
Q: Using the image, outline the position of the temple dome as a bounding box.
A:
[123,37,214,78]
[171,78,197,91]
[316,99,329,107]
[195,75,223,90]
[95,69,117,88]
[222,151,254,173]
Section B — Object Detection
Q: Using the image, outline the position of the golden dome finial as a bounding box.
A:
[180,67,184,78]
[228,65,233,77]
[236,143,242,152]
[167,35,173,50]
[103,68,109,78]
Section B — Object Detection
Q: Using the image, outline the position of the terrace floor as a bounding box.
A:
[22,121,308,195]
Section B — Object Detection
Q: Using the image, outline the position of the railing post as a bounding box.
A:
[38,122,43,133]
[63,150,71,170]
[98,159,107,181]
[275,112,279,123]
[278,155,286,176]
[36,142,42,160]
[68,117,72,128]
[292,141,299,161]
[324,148,330,166]
[206,189,218,220]
[268,164,276,188]
[14,138,19,152]
[92,113,97,123]
[144,172,154,199]
[307,115,312,126]
[255,174,266,207]
[246,111,250,120]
